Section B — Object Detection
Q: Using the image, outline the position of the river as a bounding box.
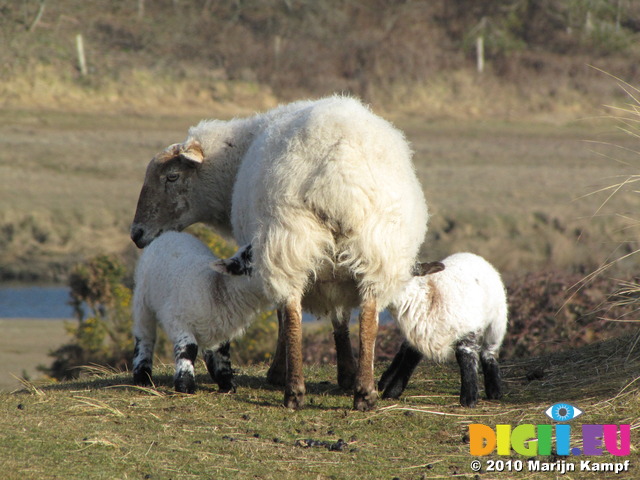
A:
[0,286,75,319]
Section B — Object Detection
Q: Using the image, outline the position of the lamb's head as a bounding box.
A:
[130,140,205,248]
[411,261,445,276]
[211,244,253,276]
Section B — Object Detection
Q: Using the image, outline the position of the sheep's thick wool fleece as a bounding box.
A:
[188,96,429,308]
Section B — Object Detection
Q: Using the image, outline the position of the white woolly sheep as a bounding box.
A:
[378,253,508,407]
[132,231,267,394]
[130,96,429,410]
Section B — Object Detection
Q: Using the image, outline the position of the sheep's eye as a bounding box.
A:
[166,172,180,183]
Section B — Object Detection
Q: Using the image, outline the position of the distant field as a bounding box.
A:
[1,108,638,282]
[0,319,68,392]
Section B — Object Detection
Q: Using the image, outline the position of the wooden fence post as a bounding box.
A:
[476,35,484,74]
[76,34,88,77]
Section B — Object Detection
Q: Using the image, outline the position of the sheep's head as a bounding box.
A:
[130,140,205,248]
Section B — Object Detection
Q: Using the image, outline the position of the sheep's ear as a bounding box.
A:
[179,140,204,165]
[412,261,445,276]
[156,143,182,163]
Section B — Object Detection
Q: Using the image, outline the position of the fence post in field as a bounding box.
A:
[76,34,88,77]
[476,35,484,74]
[28,1,46,33]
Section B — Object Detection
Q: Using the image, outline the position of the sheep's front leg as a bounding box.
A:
[455,334,480,408]
[331,309,356,391]
[354,298,378,411]
[266,309,287,386]
[378,340,423,399]
[174,337,199,394]
[203,341,237,393]
[283,299,305,409]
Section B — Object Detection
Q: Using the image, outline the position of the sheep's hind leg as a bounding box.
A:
[174,338,198,394]
[283,299,305,409]
[133,336,155,387]
[480,350,503,400]
[455,334,481,408]
[204,341,237,393]
[266,309,287,386]
[379,340,423,399]
[354,298,378,411]
[331,309,356,391]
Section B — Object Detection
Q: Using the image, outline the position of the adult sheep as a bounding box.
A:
[130,96,429,410]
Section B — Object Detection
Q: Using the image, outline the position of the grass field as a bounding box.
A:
[0,335,638,480]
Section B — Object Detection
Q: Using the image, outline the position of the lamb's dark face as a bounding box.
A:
[130,141,204,248]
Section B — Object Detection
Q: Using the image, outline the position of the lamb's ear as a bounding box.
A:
[211,244,253,276]
[179,140,204,165]
[412,261,445,276]
[211,260,230,275]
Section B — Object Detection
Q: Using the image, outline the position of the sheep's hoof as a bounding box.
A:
[133,367,153,387]
[353,388,378,412]
[284,388,305,410]
[174,376,196,394]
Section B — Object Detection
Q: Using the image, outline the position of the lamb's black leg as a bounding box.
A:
[480,350,502,400]
[378,340,410,392]
[379,340,423,399]
[455,334,480,408]
[174,341,198,394]
[204,341,237,393]
[132,336,154,387]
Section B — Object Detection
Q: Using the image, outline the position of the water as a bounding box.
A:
[0,285,394,323]
[0,286,75,319]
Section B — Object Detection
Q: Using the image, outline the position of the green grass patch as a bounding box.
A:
[2,336,639,479]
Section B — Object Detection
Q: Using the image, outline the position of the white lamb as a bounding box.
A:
[378,253,508,407]
[132,231,266,394]
[130,96,429,410]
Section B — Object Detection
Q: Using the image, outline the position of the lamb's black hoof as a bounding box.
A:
[174,375,196,394]
[133,367,153,387]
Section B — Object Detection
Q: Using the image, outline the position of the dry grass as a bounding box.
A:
[0,336,638,479]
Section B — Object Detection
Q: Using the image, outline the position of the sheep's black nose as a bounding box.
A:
[131,226,145,248]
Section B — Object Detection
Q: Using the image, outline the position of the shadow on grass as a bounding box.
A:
[11,335,640,413]
[19,365,353,411]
